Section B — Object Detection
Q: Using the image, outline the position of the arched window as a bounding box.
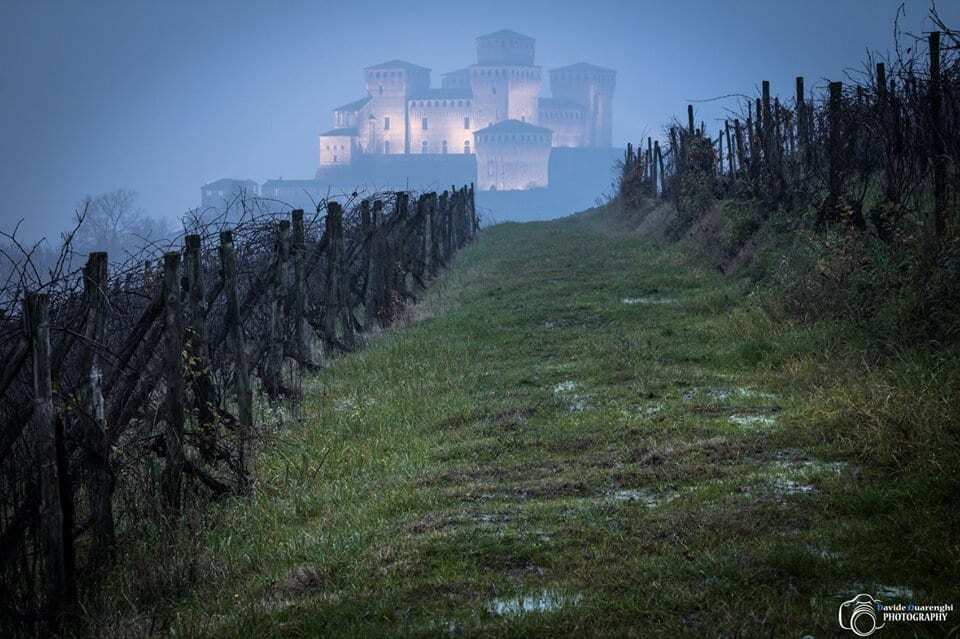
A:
[422,140,428,154]
[379,85,383,95]
[464,140,471,154]
[442,140,448,154]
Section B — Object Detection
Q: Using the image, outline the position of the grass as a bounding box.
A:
[88,209,960,638]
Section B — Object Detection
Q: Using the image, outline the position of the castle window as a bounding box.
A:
[384,116,390,130]
[379,85,383,95]
[422,117,428,130]
[464,117,470,129]
[422,140,428,153]
[442,140,448,154]
[464,140,471,154]
[492,86,497,95]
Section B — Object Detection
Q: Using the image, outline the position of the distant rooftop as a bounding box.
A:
[474,119,552,136]
[333,96,371,112]
[441,68,471,77]
[476,29,534,42]
[364,59,431,72]
[550,62,616,75]
[319,127,358,137]
[262,178,324,188]
[203,178,257,188]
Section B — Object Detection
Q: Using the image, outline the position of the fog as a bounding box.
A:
[1,0,955,241]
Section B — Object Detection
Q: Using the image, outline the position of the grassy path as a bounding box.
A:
[162,211,954,638]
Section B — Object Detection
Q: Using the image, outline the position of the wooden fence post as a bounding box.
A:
[654,141,664,197]
[930,31,946,237]
[445,190,454,261]
[25,292,68,615]
[457,187,467,248]
[365,200,385,328]
[825,81,844,223]
[335,203,356,347]
[264,220,290,400]
[219,231,252,485]
[184,235,216,430]
[795,76,805,158]
[646,137,654,190]
[725,121,734,175]
[761,83,772,174]
[438,191,450,264]
[322,204,338,345]
[733,119,745,179]
[754,97,763,152]
[874,62,896,206]
[81,252,113,565]
[411,195,426,285]
[469,183,477,234]
[716,130,724,177]
[875,63,886,102]
[322,202,354,348]
[161,253,186,513]
[291,210,310,366]
[424,194,435,277]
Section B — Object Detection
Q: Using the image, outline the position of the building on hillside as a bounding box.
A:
[316,29,615,191]
[200,178,259,209]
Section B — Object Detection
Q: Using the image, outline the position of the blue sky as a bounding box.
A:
[1,0,955,240]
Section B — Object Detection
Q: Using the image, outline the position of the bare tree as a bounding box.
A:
[73,190,171,258]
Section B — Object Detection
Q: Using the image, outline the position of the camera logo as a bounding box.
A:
[839,594,885,636]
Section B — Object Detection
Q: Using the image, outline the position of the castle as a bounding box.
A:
[318,30,615,191]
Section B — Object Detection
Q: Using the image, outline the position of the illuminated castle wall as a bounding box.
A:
[318,29,616,191]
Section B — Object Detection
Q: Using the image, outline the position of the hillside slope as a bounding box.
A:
[97,210,958,638]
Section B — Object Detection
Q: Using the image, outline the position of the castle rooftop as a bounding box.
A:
[476,29,534,42]
[474,119,552,136]
[319,127,358,137]
[550,62,616,74]
[333,96,371,112]
[364,59,430,72]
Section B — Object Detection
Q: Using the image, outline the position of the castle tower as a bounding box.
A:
[549,63,616,147]
[470,30,542,130]
[474,119,552,191]
[361,60,430,155]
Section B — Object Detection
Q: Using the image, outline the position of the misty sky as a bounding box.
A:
[1,0,956,241]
